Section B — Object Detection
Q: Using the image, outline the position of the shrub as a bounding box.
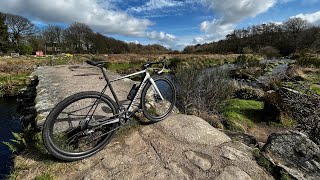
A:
[260,46,280,59]
[168,58,182,69]
[266,75,284,90]
[174,65,236,126]
[235,54,261,68]
[242,47,253,54]
[296,53,320,67]
[17,44,33,55]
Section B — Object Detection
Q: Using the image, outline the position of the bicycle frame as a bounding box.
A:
[88,67,164,125]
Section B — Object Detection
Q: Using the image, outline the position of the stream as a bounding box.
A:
[0,97,22,179]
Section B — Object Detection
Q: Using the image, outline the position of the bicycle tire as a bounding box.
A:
[141,76,176,122]
[42,91,119,161]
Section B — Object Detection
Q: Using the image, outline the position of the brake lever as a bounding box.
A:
[158,59,166,74]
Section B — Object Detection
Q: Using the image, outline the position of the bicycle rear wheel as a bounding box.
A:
[141,76,176,122]
[42,91,119,161]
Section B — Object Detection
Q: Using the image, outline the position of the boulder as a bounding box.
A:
[14,114,274,180]
[262,131,320,180]
[234,87,265,101]
[222,130,259,148]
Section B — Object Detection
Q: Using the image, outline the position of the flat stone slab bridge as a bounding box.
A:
[16,65,273,179]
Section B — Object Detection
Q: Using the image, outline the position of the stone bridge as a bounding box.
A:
[14,65,273,179]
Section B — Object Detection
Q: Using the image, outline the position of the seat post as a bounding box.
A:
[100,67,110,83]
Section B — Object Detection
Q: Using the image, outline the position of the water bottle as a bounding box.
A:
[127,84,139,100]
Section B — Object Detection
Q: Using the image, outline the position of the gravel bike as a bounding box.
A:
[42,58,176,161]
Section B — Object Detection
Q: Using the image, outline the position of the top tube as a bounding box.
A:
[110,69,147,83]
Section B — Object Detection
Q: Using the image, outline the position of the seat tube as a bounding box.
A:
[100,67,120,106]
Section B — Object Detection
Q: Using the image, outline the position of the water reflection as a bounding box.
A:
[0,97,22,179]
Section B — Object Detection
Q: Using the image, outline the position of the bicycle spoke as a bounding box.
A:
[47,93,118,156]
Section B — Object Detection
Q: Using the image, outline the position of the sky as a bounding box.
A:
[0,0,320,50]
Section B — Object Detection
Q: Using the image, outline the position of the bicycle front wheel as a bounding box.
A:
[42,91,119,161]
[141,76,176,122]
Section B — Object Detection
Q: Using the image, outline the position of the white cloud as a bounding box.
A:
[193,0,277,43]
[200,19,235,39]
[125,40,140,44]
[280,0,319,5]
[0,0,176,42]
[129,0,184,13]
[193,37,205,44]
[146,31,176,42]
[293,11,320,25]
[200,0,276,24]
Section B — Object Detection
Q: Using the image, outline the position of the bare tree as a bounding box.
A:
[63,22,93,53]
[42,25,64,53]
[284,17,310,34]
[27,34,45,52]
[5,13,35,46]
[282,17,310,51]
[0,12,9,52]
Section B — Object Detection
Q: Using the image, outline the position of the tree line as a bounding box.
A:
[184,18,320,56]
[0,12,170,55]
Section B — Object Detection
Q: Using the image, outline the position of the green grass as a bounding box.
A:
[0,73,31,97]
[311,84,320,95]
[105,62,144,74]
[0,73,30,84]
[305,71,320,84]
[35,173,55,180]
[222,98,264,130]
[284,70,320,96]
[108,62,132,70]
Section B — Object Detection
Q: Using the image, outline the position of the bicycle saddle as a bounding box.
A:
[86,60,106,67]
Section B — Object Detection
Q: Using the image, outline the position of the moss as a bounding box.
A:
[35,173,55,180]
[253,149,295,180]
[222,99,264,130]
[280,170,291,180]
[252,149,273,172]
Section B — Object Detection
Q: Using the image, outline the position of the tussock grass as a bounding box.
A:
[296,53,320,67]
